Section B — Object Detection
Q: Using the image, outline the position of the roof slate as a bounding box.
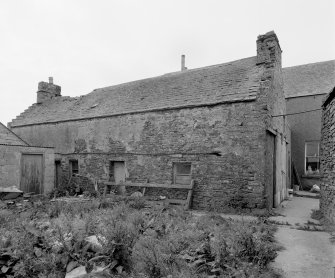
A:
[0,122,28,145]
[9,57,263,127]
[283,60,335,98]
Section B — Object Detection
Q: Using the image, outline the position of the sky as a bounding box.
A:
[0,0,334,125]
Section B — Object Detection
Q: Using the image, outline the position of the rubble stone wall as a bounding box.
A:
[320,95,335,223]
[12,103,270,210]
[257,51,289,207]
[320,184,335,223]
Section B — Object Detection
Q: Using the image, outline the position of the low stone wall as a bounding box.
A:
[320,184,335,223]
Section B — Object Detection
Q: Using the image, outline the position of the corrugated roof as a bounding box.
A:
[9,56,263,127]
[283,60,335,98]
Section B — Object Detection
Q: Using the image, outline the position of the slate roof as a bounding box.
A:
[9,56,263,127]
[0,122,28,145]
[283,60,335,99]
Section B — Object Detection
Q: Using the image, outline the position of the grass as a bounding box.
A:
[310,209,335,243]
[0,196,282,278]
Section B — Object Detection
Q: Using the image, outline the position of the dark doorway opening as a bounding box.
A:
[266,132,276,208]
[55,160,62,188]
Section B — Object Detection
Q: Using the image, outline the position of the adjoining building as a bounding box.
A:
[8,31,290,210]
[0,122,54,195]
[320,86,335,223]
[284,60,335,190]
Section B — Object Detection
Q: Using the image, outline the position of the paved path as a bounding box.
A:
[270,197,335,278]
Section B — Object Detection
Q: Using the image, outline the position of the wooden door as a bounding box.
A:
[265,132,276,209]
[114,162,125,183]
[20,154,43,194]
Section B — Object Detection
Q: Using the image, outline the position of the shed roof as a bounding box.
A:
[0,122,28,145]
[283,60,335,99]
[9,56,263,127]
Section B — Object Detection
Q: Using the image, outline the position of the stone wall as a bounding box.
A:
[256,31,289,207]
[320,90,335,223]
[0,145,55,194]
[320,184,335,223]
[12,102,269,210]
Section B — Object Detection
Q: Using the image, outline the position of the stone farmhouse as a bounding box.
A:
[0,122,54,195]
[283,60,335,190]
[8,31,290,210]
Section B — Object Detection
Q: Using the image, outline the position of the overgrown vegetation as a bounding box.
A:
[0,196,281,277]
[310,209,335,243]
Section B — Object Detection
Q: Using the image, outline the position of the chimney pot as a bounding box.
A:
[181,55,187,71]
[49,77,53,84]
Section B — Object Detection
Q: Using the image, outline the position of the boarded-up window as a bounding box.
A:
[174,163,191,184]
[69,159,79,176]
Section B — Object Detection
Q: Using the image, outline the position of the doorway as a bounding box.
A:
[109,161,126,194]
[20,154,43,194]
[265,132,276,208]
[55,160,62,188]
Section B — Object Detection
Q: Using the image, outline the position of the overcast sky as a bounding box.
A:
[1,0,334,125]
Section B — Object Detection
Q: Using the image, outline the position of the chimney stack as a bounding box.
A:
[36,78,61,104]
[48,77,53,84]
[181,54,187,71]
[256,31,282,67]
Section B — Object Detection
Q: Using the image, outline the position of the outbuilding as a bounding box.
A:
[0,122,54,195]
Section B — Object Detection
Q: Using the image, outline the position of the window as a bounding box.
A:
[305,141,320,175]
[69,159,79,176]
[173,162,191,184]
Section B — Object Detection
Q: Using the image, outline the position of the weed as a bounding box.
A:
[311,209,323,220]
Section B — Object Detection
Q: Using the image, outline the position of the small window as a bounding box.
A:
[305,141,320,175]
[173,162,191,184]
[69,159,79,176]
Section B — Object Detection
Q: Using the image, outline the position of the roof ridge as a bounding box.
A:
[283,59,335,70]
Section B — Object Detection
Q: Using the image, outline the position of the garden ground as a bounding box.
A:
[1,193,334,277]
[0,195,281,278]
